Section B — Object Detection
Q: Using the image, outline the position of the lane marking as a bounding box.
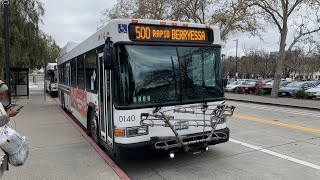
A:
[229,102,320,117]
[232,114,320,133]
[49,96,131,180]
[230,138,320,170]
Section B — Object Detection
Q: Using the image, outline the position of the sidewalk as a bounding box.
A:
[225,93,320,110]
[3,89,122,180]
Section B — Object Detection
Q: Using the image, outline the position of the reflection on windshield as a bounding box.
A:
[115,45,223,106]
[286,82,304,87]
[243,81,256,85]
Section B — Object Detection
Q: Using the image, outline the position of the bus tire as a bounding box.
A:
[91,116,100,145]
[88,110,100,145]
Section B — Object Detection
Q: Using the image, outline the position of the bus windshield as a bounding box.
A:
[115,45,223,107]
[48,70,58,83]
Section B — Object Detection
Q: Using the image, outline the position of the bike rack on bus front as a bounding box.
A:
[140,104,235,152]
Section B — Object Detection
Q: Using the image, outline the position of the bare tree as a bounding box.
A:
[102,0,259,41]
[245,0,320,97]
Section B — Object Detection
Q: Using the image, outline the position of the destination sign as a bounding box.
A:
[129,24,213,43]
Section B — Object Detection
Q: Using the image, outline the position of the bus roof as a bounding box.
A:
[57,19,221,65]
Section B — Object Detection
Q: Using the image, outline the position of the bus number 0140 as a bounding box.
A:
[119,115,136,122]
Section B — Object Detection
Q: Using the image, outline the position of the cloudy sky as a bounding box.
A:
[39,0,287,57]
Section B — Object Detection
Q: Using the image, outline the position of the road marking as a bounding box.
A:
[229,102,320,117]
[233,114,320,133]
[230,138,320,170]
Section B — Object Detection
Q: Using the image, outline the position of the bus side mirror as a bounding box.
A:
[104,37,115,70]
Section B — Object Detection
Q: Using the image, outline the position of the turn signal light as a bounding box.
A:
[114,129,125,137]
[132,19,139,23]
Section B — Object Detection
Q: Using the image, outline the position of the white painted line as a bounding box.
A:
[229,138,320,170]
[229,102,320,117]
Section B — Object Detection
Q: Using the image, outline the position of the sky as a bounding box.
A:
[39,0,296,58]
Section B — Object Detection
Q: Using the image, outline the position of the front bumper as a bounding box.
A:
[225,88,234,92]
[278,91,293,96]
[306,92,317,97]
[115,127,230,152]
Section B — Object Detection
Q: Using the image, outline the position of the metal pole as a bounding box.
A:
[235,39,238,79]
[44,59,46,101]
[4,0,10,89]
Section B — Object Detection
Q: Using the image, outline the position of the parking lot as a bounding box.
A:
[225,79,320,100]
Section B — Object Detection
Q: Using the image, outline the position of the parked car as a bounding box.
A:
[278,81,315,97]
[266,79,289,86]
[239,81,260,94]
[309,80,320,86]
[305,84,320,98]
[225,81,245,92]
[261,79,272,86]
[263,81,292,94]
[316,91,320,99]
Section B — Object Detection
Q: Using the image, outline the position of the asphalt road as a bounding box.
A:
[116,100,320,180]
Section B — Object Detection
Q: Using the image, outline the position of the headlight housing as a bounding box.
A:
[211,115,227,124]
[126,126,148,137]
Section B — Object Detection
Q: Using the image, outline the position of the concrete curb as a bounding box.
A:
[226,98,320,112]
[49,96,131,180]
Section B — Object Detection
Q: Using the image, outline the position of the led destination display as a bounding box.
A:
[129,24,213,43]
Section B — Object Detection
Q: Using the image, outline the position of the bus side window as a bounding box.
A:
[77,55,85,90]
[85,51,97,91]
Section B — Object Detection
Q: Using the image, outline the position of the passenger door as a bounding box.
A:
[98,52,113,148]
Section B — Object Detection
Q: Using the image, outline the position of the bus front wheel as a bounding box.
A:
[90,115,100,145]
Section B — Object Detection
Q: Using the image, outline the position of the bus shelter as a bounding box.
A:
[10,68,29,97]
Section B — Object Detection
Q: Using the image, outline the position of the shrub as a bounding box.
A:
[234,87,245,94]
[254,88,265,96]
[294,90,309,99]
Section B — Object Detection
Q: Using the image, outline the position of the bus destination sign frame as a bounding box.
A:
[128,24,214,43]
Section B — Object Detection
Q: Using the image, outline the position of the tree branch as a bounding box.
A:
[287,27,320,52]
[288,0,303,17]
[250,2,282,31]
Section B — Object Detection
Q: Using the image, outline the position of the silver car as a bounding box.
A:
[305,84,320,98]
[225,81,245,92]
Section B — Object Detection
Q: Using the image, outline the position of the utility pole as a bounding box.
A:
[44,59,46,101]
[3,0,10,89]
[233,39,238,79]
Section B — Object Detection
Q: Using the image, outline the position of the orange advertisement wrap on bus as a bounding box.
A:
[70,87,87,117]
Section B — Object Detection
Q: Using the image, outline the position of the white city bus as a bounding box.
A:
[57,19,235,158]
[45,63,58,96]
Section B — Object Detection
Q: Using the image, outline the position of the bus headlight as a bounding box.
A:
[211,115,227,124]
[218,115,227,124]
[126,126,148,137]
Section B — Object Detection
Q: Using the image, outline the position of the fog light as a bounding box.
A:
[218,115,227,124]
[169,152,175,158]
[206,147,209,151]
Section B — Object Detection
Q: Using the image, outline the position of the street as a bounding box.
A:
[116,101,320,180]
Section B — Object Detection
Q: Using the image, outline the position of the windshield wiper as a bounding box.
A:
[175,48,208,106]
[154,57,179,113]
